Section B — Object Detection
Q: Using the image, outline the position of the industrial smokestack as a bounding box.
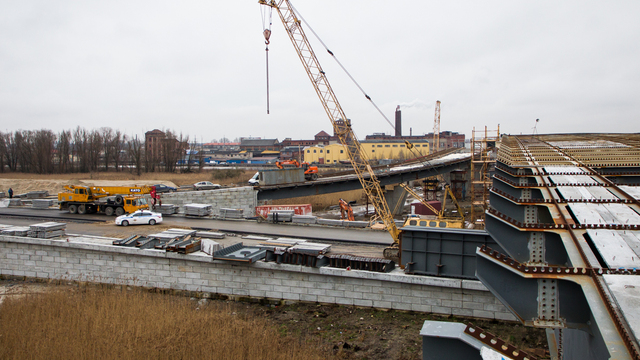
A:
[395,106,401,137]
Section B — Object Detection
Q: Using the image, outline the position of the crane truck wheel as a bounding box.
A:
[115,207,124,216]
[115,195,124,206]
[68,204,78,214]
[78,204,87,214]
[104,207,114,216]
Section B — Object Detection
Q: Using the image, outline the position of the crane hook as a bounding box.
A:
[263,29,271,45]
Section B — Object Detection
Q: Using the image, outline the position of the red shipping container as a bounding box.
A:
[255,204,312,217]
[410,201,441,216]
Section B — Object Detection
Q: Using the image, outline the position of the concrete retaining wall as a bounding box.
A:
[0,235,516,321]
[149,187,257,216]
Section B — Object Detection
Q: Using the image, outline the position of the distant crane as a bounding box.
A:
[433,100,441,154]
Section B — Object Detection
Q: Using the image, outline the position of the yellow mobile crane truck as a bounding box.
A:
[58,185,152,216]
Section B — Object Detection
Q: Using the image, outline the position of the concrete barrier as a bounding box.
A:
[0,234,516,321]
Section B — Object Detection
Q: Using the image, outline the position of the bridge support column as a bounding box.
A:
[384,184,408,216]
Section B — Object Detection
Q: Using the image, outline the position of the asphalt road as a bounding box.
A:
[0,207,394,246]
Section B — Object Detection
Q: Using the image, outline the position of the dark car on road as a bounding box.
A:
[153,184,177,193]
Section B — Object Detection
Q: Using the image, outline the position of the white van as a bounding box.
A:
[248,172,259,185]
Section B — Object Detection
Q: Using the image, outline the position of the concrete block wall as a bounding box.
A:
[0,235,516,321]
[148,187,257,216]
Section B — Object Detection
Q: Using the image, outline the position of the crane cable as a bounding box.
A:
[289,3,396,132]
[261,6,273,114]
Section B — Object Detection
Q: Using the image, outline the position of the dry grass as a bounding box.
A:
[0,286,329,360]
[270,190,365,210]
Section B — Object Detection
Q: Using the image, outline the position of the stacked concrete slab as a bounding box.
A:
[155,204,178,215]
[1,226,30,236]
[343,220,368,228]
[292,215,317,224]
[32,199,55,209]
[7,199,22,207]
[184,204,213,217]
[317,219,343,226]
[219,208,243,219]
[144,186,256,216]
[28,222,66,239]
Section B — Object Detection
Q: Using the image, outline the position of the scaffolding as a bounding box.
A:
[469,126,500,228]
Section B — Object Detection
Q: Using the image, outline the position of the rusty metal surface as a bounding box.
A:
[481,134,640,359]
[464,323,539,360]
[327,254,395,272]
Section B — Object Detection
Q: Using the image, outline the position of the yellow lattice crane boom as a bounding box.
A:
[259,0,401,257]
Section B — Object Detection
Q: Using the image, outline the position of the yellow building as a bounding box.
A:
[304,144,349,164]
[362,139,430,160]
[304,140,430,163]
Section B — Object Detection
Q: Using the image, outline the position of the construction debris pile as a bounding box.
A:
[262,238,331,267]
[113,228,204,254]
[327,254,395,273]
[109,229,396,273]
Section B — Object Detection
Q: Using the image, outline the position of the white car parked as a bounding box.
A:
[115,210,163,226]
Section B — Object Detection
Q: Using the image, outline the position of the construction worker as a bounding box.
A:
[150,186,157,207]
[149,186,162,208]
[8,188,13,199]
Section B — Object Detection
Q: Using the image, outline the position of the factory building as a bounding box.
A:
[361,139,430,160]
[303,143,348,164]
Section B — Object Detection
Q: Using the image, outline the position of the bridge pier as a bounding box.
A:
[384,184,408,216]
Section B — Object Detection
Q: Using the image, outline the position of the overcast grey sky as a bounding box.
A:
[1,1,639,142]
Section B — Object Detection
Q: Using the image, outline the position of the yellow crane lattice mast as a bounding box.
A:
[259,0,402,253]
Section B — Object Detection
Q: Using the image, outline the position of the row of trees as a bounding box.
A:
[0,127,195,174]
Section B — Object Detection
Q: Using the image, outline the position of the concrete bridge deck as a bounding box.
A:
[256,152,471,200]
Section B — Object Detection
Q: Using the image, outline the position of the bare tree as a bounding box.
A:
[1,132,22,172]
[32,130,56,174]
[88,129,103,171]
[0,132,5,172]
[17,131,34,172]
[101,127,115,172]
[73,127,89,173]
[127,135,144,176]
[56,130,72,173]
[197,142,205,172]
[111,130,126,171]
[162,130,187,173]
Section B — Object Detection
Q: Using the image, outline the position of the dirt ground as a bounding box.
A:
[0,279,549,360]
[0,171,548,358]
[0,171,255,196]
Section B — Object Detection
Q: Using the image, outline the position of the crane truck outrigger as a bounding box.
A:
[58,185,153,216]
[259,0,402,260]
